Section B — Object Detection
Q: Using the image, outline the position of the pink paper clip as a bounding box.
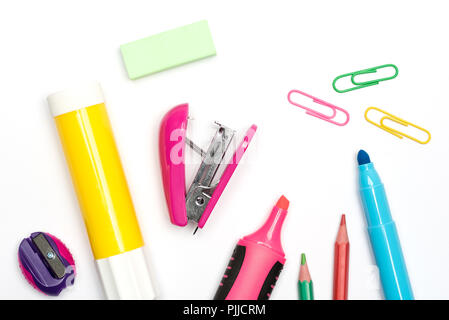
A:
[287,89,350,126]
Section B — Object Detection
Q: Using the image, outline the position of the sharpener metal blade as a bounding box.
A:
[32,233,66,279]
[186,123,235,223]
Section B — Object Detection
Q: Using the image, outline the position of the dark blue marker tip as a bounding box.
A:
[357,149,371,165]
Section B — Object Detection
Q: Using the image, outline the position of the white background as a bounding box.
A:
[1,0,448,300]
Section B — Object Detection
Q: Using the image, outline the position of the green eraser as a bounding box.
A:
[120,20,216,80]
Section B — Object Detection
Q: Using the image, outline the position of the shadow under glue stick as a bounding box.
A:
[214,196,289,300]
[47,82,156,299]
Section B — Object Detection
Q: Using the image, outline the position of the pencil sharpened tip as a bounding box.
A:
[301,253,306,265]
[193,226,199,235]
[340,214,346,226]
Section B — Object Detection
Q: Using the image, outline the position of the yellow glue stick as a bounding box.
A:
[47,83,156,299]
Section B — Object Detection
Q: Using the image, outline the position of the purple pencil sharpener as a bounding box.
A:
[18,232,76,296]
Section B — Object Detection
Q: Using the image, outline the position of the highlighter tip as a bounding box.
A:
[301,253,306,265]
[340,214,346,226]
[357,149,371,165]
[276,195,289,210]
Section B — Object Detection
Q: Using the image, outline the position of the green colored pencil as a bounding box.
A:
[298,253,314,300]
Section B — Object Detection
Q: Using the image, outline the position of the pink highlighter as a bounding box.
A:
[214,196,289,300]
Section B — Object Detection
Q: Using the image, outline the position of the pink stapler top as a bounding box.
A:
[159,104,189,226]
[159,103,257,231]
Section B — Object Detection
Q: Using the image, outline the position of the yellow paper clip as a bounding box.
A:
[365,107,431,144]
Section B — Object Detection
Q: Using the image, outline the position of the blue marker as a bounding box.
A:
[357,150,414,300]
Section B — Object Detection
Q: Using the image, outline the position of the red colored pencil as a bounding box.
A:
[333,214,349,300]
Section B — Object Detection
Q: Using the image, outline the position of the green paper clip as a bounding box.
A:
[332,64,399,93]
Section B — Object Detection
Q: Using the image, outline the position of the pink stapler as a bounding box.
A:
[159,103,257,232]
